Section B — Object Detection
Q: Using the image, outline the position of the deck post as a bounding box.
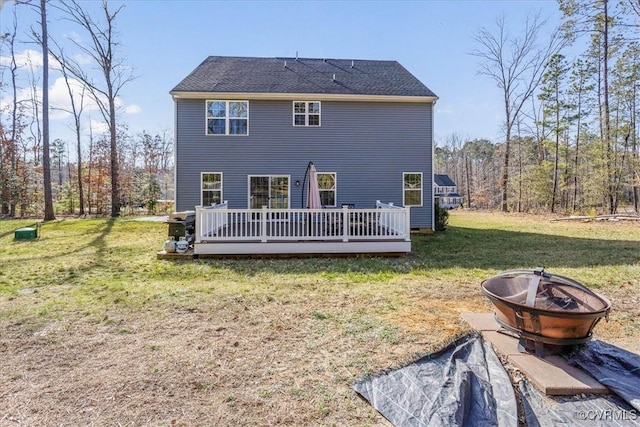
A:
[404,207,411,241]
[261,206,268,243]
[195,206,202,243]
[342,205,349,242]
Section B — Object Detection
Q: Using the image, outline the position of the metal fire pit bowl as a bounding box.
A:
[481,268,611,357]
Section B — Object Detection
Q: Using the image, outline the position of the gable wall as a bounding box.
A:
[175,98,434,229]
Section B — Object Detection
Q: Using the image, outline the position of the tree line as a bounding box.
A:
[437,0,639,214]
[1,0,173,219]
[2,1,638,218]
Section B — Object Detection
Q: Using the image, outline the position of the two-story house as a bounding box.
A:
[170,56,438,237]
[434,174,463,209]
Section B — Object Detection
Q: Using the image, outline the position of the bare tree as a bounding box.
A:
[3,11,20,217]
[48,40,87,215]
[40,0,54,220]
[14,0,55,219]
[62,67,86,215]
[54,0,134,217]
[472,13,565,211]
[625,0,640,22]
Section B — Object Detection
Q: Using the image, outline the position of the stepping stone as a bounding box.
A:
[462,312,608,396]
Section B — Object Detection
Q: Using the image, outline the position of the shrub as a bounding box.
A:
[435,203,449,231]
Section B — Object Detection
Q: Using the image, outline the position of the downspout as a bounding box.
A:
[431,101,435,231]
[173,97,178,211]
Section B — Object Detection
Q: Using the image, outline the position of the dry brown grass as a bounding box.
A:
[1,285,477,426]
[1,211,639,426]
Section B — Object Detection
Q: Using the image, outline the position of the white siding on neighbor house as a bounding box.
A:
[175,98,434,229]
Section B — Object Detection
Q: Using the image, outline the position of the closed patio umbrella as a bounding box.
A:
[302,162,323,237]
[307,162,322,209]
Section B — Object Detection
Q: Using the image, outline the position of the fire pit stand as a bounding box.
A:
[482,268,611,358]
[494,313,596,358]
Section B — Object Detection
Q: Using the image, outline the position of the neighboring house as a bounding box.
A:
[170,56,438,230]
[434,174,463,209]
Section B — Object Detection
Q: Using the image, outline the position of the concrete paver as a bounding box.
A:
[463,312,608,396]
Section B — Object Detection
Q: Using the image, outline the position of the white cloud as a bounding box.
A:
[113,97,140,114]
[49,79,140,119]
[0,85,40,121]
[125,104,141,114]
[0,49,44,69]
[71,53,93,66]
[1,67,142,129]
[49,77,91,115]
[50,108,72,121]
[62,31,83,45]
[88,119,109,135]
[58,33,92,65]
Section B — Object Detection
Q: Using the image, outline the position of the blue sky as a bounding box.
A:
[1,0,563,148]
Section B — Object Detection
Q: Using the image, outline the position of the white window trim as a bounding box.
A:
[205,100,249,136]
[403,172,423,207]
[247,175,291,209]
[317,172,337,207]
[201,172,223,206]
[292,101,321,127]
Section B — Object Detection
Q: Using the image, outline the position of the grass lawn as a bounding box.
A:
[1,210,639,425]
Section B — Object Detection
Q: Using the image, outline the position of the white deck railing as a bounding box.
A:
[195,203,411,244]
[375,200,410,236]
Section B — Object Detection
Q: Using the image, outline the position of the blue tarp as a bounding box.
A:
[353,334,518,427]
[354,335,640,426]
[520,379,639,426]
[566,340,640,412]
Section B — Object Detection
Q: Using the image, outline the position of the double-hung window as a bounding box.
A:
[201,172,222,205]
[293,101,320,126]
[403,172,423,206]
[317,172,336,206]
[206,101,248,135]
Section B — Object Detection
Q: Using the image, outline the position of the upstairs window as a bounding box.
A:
[293,101,321,126]
[403,172,423,206]
[206,101,248,135]
[317,172,336,206]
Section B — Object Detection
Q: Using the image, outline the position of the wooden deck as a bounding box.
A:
[191,202,412,256]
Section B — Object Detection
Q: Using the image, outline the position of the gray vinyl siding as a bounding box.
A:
[175,98,434,229]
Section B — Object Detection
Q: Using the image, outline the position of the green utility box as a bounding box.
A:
[15,227,38,240]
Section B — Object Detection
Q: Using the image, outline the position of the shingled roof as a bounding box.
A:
[434,174,457,187]
[171,56,437,98]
